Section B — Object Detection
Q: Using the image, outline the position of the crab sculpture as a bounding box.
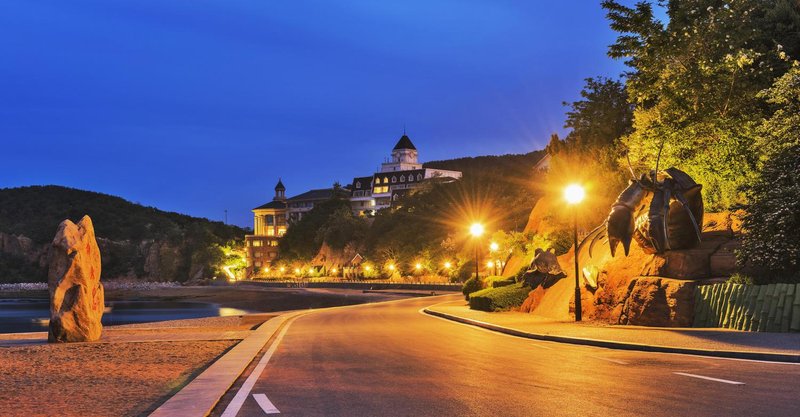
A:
[579,167,704,257]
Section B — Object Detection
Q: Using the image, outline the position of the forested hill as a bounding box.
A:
[424,150,546,181]
[0,185,244,244]
[424,150,548,232]
[0,186,245,283]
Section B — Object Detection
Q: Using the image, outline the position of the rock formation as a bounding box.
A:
[48,215,104,342]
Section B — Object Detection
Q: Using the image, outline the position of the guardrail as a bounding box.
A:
[694,282,800,332]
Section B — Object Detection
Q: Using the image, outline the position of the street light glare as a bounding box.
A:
[564,184,585,204]
[469,223,485,237]
[489,242,499,251]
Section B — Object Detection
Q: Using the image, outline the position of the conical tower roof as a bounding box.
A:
[274,178,285,191]
[392,134,416,151]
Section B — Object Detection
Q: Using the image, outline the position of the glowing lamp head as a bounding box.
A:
[486,261,494,268]
[444,261,452,269]
[331,268,337,273]
[415,263,422,270]
[264,267,270,273]
[469,223,485,237]
[564,184,585,205]
[294,268,301,274]
[489,242,499,252]
[280,267,286,273]
[365,265,372,271]
[388,264,395,271]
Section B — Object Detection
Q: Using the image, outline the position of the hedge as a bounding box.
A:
[462,277,482,300]
[484,275,516,288]
[468,283,531,312]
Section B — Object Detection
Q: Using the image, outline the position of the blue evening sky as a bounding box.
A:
[0,1,653,227]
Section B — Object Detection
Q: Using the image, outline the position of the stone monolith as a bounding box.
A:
[48,215,104,342]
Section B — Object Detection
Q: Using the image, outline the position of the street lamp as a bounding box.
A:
[564,184,585,322]
[489,242,499,275]
[469,222,485,281]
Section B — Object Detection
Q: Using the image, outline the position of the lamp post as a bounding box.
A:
[564,184,585,322]
[489,242,499,275]
[469,223,485,281]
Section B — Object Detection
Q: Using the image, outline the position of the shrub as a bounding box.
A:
[461,276,482,300]
[484,275,515,288]
[737,144,800,283]
[468,283,531,312]
[726,273,754,285]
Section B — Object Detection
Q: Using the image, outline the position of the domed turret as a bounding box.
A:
[274,178,286,201]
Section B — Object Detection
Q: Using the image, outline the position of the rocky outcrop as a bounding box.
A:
[48,216,104,342]
[618,277,696,327]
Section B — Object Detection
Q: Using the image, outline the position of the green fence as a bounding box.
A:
[693,283,800,332]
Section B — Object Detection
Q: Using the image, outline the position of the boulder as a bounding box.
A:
[618,277,695,327]
[48,215,104,342]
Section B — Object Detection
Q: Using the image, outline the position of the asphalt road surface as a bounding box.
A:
[212,295,800,417]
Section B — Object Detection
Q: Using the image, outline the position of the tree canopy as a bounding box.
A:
[602,0,800,209]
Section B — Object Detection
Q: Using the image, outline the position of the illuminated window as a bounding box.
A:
[252,240,264,247]
[278,228,286,236]
[267,229,274,236]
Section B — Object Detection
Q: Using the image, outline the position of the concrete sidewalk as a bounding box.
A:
[425,300,800,362]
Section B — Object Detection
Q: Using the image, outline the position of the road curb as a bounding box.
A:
[423,308,800,363]
[149,310,306,417]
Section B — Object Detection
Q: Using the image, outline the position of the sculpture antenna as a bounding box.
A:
[653,139,666,180]
[625,149,637,180]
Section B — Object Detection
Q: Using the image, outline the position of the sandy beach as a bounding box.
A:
[0,285,412,416]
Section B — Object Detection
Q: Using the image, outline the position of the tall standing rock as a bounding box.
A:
[48,215,104,342]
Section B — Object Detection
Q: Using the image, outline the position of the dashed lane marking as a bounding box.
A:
[673,372,745,385]
[590,356,629,365]
[253,394,281,414]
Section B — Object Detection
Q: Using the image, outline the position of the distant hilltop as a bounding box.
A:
[0,185,245,283]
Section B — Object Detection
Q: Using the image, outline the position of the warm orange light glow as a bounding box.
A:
[294,268,301,274]
[564,184,586,204]
[365,265,372,271]
[264,267,270,273]
[280,266,286,273]
[388,264,395,271]
[489,242,499,252]
[444,261,452,269]
[469,223,485,237]
[331,268,338,274]
[486,261,494,268]
[415,263,422,270]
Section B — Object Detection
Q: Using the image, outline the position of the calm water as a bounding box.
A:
[0,299,249,333]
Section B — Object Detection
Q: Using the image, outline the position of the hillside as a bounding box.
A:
[424,150,546,181]
[425,150,547,231]
[0,186,245,283]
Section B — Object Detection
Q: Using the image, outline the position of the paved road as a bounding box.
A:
[214,295,800,417]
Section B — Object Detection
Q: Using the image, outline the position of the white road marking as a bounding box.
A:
[253,393,281,414]
[673,372,745,385]
[221,316,300,417]
[590,356,628,365]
